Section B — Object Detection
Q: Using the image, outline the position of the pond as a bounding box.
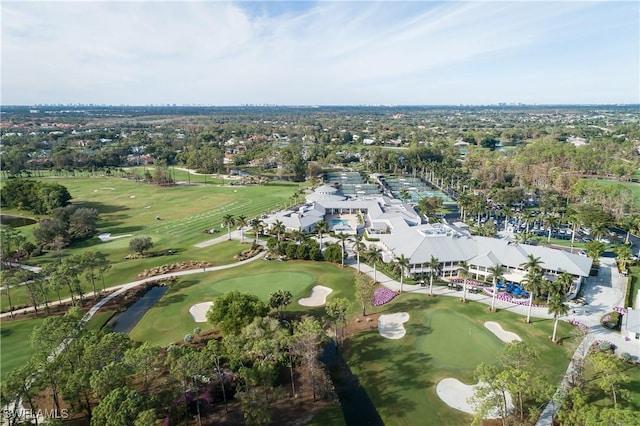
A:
[0,215,37,227]
[108,286,168,334]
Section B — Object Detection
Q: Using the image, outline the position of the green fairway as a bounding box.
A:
[1,175,299,309]
[417,309,504,370]
[0,317,45,381]
[345,294,577,426]
[129,260,357,346]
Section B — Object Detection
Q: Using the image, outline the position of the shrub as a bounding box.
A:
[372,288,398,306]
[184,333,194,343]
[598,341,611,352]
[621,352,631,362]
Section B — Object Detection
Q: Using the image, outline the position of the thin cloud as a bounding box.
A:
[1,0,638,104]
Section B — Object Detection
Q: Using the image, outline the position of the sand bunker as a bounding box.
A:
[484,321,522,343]
[98,233,133,242]
[378,312,409,339]
[436,378,512,419]
[189,302,213,322]
[298,285,333,306]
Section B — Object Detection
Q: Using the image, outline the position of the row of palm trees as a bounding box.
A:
[244,215,573,342]
[456,254,572,342]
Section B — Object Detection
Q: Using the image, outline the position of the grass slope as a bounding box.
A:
[0,317,45,381]
[345,293,576,426]
[129,260,357,346]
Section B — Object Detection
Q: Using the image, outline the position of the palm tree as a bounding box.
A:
[352,234,366,274]
[394,254,410,293]
[520,254,543,274]
[548,293,570,343]
[427,255,442,296]
[290,229,307,244]
[335,232,351,267]
[615,244,633,271]
[272,220,285,241]
[457,261,470,302]
[222,214,235,240]
[556,271,574,297]
[249,217,263,245]
[487,263,504,312]
[521,269,545,324]
[399,189,410,203]
[365,246,383,283]
[544,214,560,245]
[236,215,248,243]
[315,220,328,250]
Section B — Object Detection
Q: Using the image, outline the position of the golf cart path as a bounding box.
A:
[349,256,639,425]
[0,248,266,319]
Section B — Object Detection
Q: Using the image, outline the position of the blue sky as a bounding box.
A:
[1,1,638,105]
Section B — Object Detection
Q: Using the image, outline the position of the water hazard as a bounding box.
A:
[108,286,168,334]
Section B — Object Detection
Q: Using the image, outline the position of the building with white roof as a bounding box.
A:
[263,185,592,284]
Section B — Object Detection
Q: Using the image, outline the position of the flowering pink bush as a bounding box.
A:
[373,288,398,306]
[568,319,589,332]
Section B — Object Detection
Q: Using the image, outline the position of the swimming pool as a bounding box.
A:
[332,219,349,226]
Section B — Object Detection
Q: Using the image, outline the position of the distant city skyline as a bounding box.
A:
[2,1,638,106]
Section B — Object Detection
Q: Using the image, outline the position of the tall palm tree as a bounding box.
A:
[365,246,383,283]
[487,263,504,312]
[457,261,470,302]
[520,254,543,274]
[427,255,442,296]
[335,232,351,267]
[394,254,410,293]
[249,217,264,245]
[352,234,366,274]
[615,244,633,271]
[222,214,235,241]
[521,269,545,324]
[315,220,328,250]
[548,293,570,343]
[544,214,560,245]
[272,220,285,241]
[236,214,248,243]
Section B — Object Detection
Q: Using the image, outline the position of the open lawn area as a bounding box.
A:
[1,175,299,309]
[128,260,358,346]
[344,293,577,425]
[583,356,640,412]
[0,317,45,381]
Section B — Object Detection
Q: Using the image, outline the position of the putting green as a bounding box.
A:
[417,308,504,370]
[210,271,316,302]
[129,268,324,346]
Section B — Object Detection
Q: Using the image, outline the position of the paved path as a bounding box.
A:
[0,239,264,319]
[348,254,639,425]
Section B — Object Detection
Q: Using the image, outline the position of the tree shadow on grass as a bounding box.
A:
[168,279,201,292]
[0,327,12,337]
[78,201,129,214]
[99,225,145,234]
[154,293,187,308]
[341,330,434,420]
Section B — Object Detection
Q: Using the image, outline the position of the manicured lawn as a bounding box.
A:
[0,317,45,381]
[583,356,640,412]
[85,310,116,332]
[344,293,577,426]
[1,240,250,310]
[129,260,357,346]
